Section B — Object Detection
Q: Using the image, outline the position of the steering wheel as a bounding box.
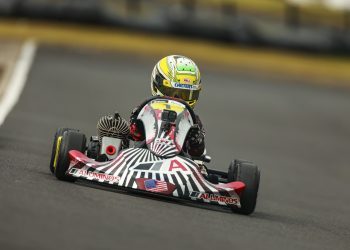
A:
[134,96,198,124]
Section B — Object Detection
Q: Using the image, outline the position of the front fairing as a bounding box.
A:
[137,98,194,157]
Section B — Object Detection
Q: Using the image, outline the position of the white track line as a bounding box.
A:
[0,40,37,126]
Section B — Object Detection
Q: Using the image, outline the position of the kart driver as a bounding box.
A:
[129,55,206,158]
[95,55,206,160]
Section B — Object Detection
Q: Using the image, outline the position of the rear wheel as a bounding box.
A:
[228,159,260,215]
[54,130,86,182]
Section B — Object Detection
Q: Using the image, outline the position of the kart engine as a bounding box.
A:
[97,112,129,144]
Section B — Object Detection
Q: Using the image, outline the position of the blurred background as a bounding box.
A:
[0,1,349,250]
[1,0,350,53]
[1,0,350,85]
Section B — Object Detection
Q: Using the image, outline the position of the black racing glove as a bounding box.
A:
[188,124,205,146]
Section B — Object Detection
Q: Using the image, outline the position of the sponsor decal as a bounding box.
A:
[144,179,168,192]
[174,83,197,90]
[168,159,187,171]
[135,178,177,195]
[71,169,120,183]
[190,191,239,205]
[130,159,188,172]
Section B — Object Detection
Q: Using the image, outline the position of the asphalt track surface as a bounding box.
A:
[0,46,349,250]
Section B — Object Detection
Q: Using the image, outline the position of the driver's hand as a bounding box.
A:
[188,125,204,145]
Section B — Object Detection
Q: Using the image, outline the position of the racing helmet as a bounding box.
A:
[151,55,202,108]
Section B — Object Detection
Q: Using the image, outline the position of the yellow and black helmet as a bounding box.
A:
[151,55,202,108]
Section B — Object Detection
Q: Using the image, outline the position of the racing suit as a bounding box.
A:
[129,99,206,158]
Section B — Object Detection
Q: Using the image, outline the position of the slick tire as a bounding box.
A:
[54,130,86,182]
[49,128,78,174]
[228,159,260,215]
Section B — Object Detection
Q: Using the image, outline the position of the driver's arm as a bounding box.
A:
[129,107,145,141]
[186,115,206,157]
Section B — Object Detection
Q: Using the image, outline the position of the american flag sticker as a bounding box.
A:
[144,179,168,192]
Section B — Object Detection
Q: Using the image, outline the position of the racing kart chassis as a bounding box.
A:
[49,97,260,215]
[50,130,260,215]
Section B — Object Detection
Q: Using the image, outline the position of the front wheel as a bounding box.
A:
[228,159,260,215]
[49,128,78,174]
[54,130,86,182]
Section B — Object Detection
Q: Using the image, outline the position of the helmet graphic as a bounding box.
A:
[151,55,202,108]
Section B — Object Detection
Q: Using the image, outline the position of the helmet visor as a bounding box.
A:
[158,84,200,102]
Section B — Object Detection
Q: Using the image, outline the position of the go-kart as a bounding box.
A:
[49,96,260,215]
